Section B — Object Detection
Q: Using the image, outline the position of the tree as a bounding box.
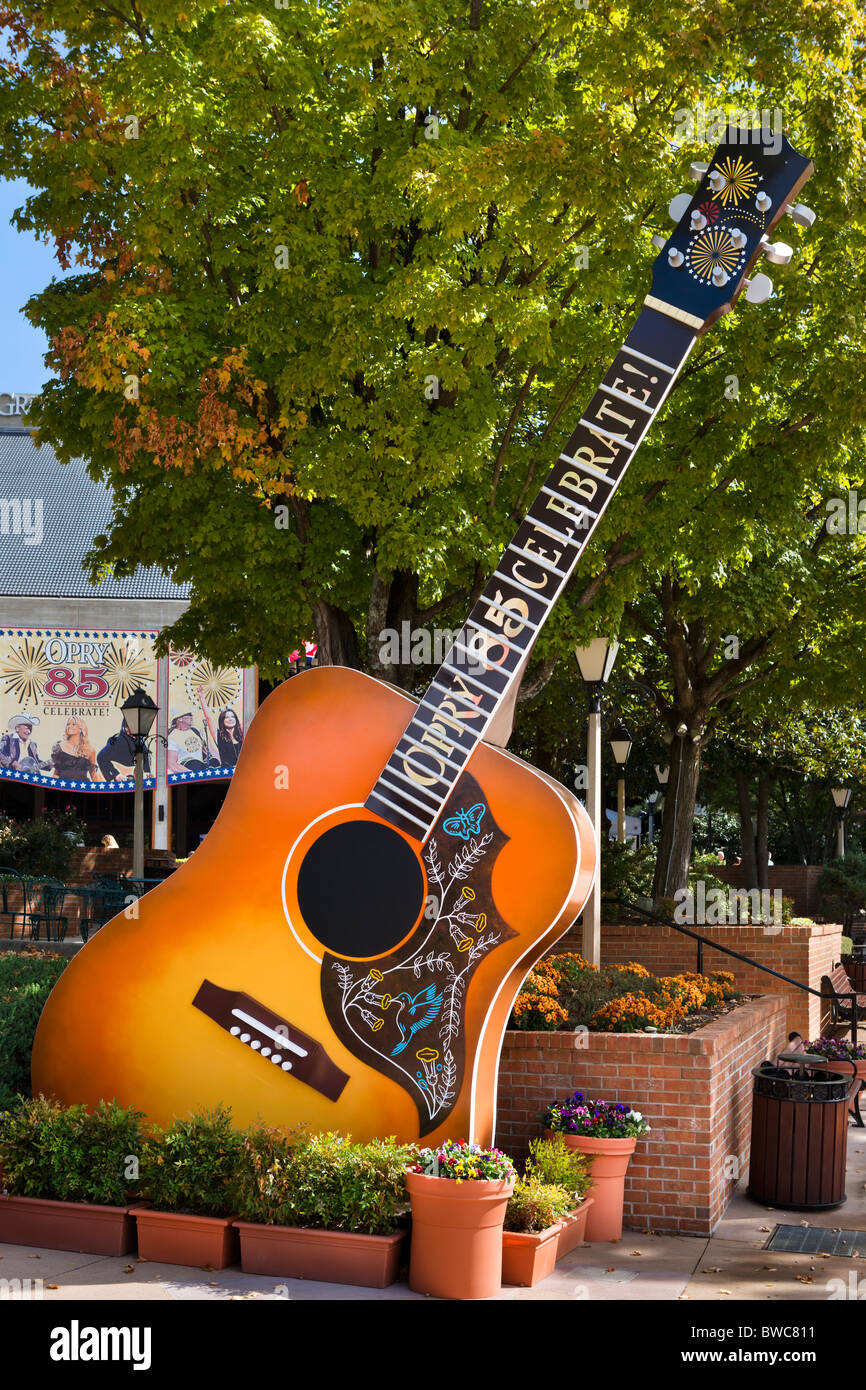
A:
[2,0,864,702]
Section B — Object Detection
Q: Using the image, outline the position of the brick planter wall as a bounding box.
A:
[496,995,787,1236]
[557,919,843,1039]
[713,864,824,918]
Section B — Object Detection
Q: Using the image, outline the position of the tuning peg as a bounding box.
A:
[760,237,793,266]
[688,160,709,181]
[689,210,707,232]
[668,192,692,222]
[786,202,816,228]
[707,170,725,193]
[744,272,773,304]
[667,247,684,269]
[755,191,772,213]
[728,227,747,250]
[711,267,730,288]
[651,233,667,250]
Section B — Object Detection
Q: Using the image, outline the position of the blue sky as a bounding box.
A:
[0,177,67,391]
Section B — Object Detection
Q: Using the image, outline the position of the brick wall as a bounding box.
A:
[713,864,825,917]
[495,994,787,1236]
[556,919,843,1039]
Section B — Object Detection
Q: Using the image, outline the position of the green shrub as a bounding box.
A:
[0,811,86,879]
[139,1106,244,1218]
[525,1134,593,1202]
[503,1177,573,1233]
[0,1096,145,1205]
[0,951,68,1109]
[819,853,866,932]
[237,1129,414,1235]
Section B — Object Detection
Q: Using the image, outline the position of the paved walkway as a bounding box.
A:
[2,1130,864,1302]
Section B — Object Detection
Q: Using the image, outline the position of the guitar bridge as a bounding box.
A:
[192,979,349,1103]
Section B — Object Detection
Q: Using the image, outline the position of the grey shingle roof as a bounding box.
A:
[0,429,189,600]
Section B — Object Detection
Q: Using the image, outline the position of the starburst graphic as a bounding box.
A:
[186,659,240,710]
[688,227,742,283]
[102,641,155,702]
[0,637,50,705]
[170,648,194,667]
[710,156,759,207]
[698,200,720,224]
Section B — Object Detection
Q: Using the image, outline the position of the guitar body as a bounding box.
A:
[32,666,594,1146]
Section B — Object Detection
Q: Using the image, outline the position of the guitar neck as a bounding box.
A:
[366,303,697,841]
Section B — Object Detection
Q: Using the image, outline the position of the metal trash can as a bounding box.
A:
[748,1051,859,1210]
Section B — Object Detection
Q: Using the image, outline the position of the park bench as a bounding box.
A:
[822,963,866,1035]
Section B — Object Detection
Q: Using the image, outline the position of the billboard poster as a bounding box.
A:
[0,627,158,791]
[0,628,251,793]
[165,649,249,785]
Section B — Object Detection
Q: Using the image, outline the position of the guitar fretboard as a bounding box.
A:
[365,304,696,841]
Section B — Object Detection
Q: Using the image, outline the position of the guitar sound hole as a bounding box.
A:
[297,820,425,958]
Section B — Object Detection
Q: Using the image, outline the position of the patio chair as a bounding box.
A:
[0,867,29,938]
[27,879,70,943]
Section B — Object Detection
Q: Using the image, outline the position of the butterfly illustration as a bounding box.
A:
[442,802,486,840]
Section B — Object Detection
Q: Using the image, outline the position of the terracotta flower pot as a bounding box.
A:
[0,1194,138,1255]
[502,1219,563,1287]
[821,1057,866,1112]
[556,1196,595,1259]
[545,1130,636,1241]
[406,1171,514,1300]
[134,1210,239,1269]
[235,1222,405,1288]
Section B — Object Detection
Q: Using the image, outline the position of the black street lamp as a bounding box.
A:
[121,688,159,879]
[574,639,620,964]
[609,722,633,844]
[831,787,852,859]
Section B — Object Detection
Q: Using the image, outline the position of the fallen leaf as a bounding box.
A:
[605,1267,616,1272]
[123,1265,135,1274]
[719,1289,732,1295]
[629,1251,644,1257]
[201,1264,215,1272]
[208,1282,220,1288]
[758,1226,771,1232]
[702,1267,723,1273]
[27,1254,40,1259]
[796,1275,813,1284]
[46,1283,60,1290]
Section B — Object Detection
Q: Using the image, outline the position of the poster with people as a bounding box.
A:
[0,629,252,792]
[0,628,159,790]
[165,649,248,785]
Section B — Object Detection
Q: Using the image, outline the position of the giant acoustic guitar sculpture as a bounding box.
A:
[33,131,814,1145]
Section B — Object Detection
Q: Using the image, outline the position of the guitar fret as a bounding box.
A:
[506,542,567,578]
[521,513,578,548]
[539,484,598,525]
[440,660,497,698]
[414,697,479,748]
[428,680,489,716]
[465,615,527,657]
[378,770,444,816]
[493,566,559,605]
[477,593,541,633]
[366,787,429,831]
[600,381,654,414]
[577,419,634,451]
[381,762,445,806]
[621,343,675,374]
[403,722,469,771]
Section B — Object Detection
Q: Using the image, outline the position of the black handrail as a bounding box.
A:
[604,893,861,1047]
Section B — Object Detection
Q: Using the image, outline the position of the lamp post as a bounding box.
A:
[121,688,159,880]
[609,723,633,844]
[574,638,620,966]
[831,788,852,859]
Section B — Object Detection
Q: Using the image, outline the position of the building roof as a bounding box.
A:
[0,428,189,600]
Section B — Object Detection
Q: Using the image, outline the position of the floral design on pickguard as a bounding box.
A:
[321,775,516,1134]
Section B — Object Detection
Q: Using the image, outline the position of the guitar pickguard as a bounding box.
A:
[320,774,516,1135]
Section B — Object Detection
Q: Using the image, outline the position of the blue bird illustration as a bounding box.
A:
[389,984,444,1057]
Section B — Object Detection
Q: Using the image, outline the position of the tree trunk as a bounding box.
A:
[755,773,770,891]
[735,771,758,889]
[652,734,703,902]
[313,600,361,668]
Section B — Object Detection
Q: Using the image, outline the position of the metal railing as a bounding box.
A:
[604,893,862,1048]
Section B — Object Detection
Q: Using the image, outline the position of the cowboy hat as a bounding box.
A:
[8,713,39,732]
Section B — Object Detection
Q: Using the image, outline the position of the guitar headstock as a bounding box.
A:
[649,128,814,333]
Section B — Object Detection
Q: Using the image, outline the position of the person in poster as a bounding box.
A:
[166,710,218,774]
[196,692,244,768]
[0,714,52,773]
[96,717,152,782]
[51,717,101,782]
